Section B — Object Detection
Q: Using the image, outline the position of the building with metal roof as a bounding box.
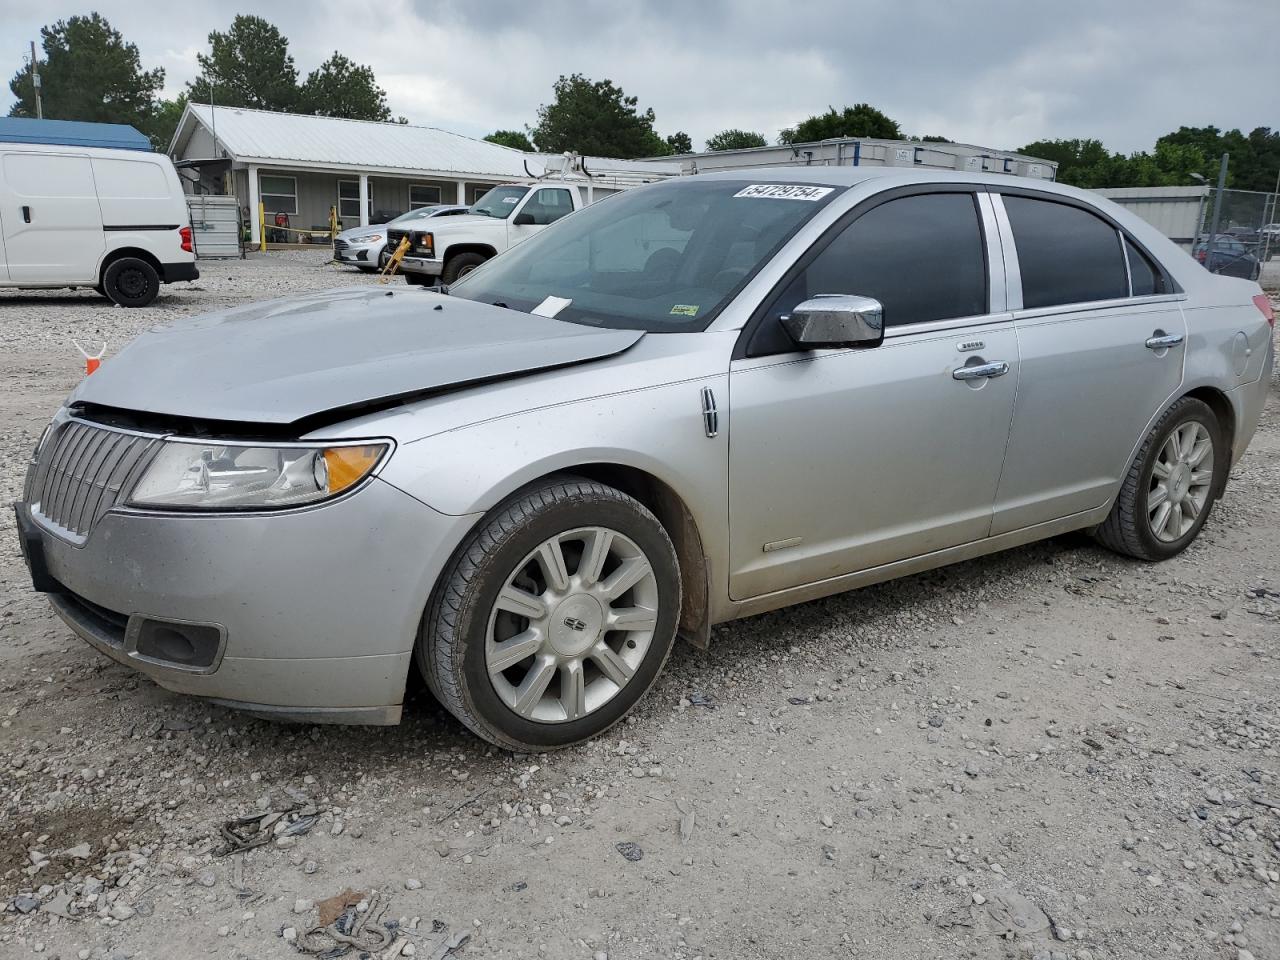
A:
[0,117,152,152]
[168,103,677,244]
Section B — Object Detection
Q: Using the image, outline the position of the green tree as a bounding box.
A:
[530,74,669,158]
[187,15,298,111]
[152,93,189,149]
[1016,138,1115,187]
[664,131,693,154]
[921,134,952,143]
[7,13,165,143]
[298,52,390,120]
[484,129,534,151]
[779,104,900,144]
[706,128,767,151]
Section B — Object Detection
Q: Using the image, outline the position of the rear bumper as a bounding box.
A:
[161,261,199,283]
[1230,333,1274,465]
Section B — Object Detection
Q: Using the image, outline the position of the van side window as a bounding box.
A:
[1003,195,1128,308]
[773,192,988,330]
[1124,237,1168,296]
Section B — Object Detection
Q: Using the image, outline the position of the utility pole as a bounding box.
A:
[1203,153,1228,272]
[30,41,43,119]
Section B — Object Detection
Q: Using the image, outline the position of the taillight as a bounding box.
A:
[180,225,193,253]
[1253,293,1275,328]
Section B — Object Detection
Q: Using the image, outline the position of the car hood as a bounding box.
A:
[336,225,391,242]
[411,213,505,231]
[71,287,643,428]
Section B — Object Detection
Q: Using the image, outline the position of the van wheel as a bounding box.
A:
[441,252,487,284]
[102,257,159,307]
[417,476,680,751]
[1094,397,1224,561]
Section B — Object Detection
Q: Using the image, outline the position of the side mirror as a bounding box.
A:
[781,294,884,349]
[513,212,535,226]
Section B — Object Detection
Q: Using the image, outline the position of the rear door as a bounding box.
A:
[727,188,1019,600]
[0,149,104,283]
[989,192,1186,534]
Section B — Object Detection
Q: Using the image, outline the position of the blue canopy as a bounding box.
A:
[0,117,152,151]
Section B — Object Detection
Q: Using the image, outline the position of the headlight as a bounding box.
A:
[127,441,390,511]
[415,232,434,257]
[350,233,383,244]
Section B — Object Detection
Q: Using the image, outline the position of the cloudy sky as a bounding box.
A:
[1,0,1276,153]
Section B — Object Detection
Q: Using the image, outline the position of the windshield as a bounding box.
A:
[447,178,841,332]
[390,206,443,224]
[469,186,530,219]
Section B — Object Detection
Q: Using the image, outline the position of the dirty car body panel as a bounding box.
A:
[16,167,1274,731]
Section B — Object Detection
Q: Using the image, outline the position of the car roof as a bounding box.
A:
[691,164,1087,199]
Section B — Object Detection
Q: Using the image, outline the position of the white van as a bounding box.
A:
[0,142,198,307]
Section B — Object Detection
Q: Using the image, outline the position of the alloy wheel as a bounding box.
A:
[1148,420,1214,543]
[485,526,660,723]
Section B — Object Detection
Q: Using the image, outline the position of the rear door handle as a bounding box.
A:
[1145,333,1184,350]
[21,205,31,223]
[952,360,1010,381]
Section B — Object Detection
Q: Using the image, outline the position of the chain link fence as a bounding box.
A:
[1189,187,1278,283]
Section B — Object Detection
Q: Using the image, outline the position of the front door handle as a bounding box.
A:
[952,360,1010,381]
[21,205,31,223]
[1145,333,1184,350]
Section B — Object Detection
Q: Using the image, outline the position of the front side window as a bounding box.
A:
[522,188,575,225]
[260,175,297,215]
[448,178,840,332]
[469,185,529,219]
[1004,195,1127,308]
[769,192,988,330]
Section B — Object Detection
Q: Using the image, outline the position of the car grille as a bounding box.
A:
[385,229,407,249]
[25,420,162,541]
[333,239,350,253]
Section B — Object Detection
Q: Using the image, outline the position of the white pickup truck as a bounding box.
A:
[389,183,584,285]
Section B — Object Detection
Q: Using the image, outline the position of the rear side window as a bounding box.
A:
[773,192,988,329]
[1004,196,1128,308]
[1124,238,1168,296]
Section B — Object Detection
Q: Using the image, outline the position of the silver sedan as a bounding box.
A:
[17,169,1275,750]
[332,204,468,271]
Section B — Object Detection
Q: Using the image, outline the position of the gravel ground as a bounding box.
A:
[1,252,1278,960]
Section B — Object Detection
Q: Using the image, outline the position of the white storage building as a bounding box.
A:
[167,104,677,244]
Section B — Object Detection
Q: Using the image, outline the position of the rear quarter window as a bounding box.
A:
[1004,195,1128,308]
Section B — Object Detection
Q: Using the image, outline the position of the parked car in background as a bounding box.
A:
[333,204,468,272]
[16,169,1274,749]
[1193,236,1262,279]
[0,140,197,306]
[392,183,583,285]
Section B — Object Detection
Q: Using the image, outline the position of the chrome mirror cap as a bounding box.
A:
[781,294,884,349]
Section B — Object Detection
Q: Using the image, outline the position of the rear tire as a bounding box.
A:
[417,476,680,751]
[1094,397,1224,561]
[441,252,487,284]
[102,257,160,307]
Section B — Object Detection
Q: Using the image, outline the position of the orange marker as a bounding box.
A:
[74,340,107,376]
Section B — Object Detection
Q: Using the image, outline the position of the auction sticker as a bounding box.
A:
[733,184,834,201]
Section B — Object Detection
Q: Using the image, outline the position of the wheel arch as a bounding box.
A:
[98,246,162,283]
[1182,385,1235,479]
[442,243,497,263]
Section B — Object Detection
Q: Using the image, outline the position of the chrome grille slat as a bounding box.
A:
[30,419,162,540]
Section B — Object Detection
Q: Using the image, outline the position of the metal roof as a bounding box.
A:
[0,117,152,151]
[176,104,678,186]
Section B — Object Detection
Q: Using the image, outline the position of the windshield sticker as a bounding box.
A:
[502,196,519,204]
[669,304,700,317]
[531,295,573,318]
[733,184,834,201]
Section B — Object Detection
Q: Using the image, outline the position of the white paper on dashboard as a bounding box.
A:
[531,296,573,318]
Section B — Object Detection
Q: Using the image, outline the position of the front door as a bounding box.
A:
[728,189,1019,600]
[989,193,1188,534]
[0,150,104,283]
[509,187,576,247]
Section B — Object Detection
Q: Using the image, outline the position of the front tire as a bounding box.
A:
[417,477,680,750]
[1094,397,1224,560]
[102,257,160,307]
[441,252,487,284]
